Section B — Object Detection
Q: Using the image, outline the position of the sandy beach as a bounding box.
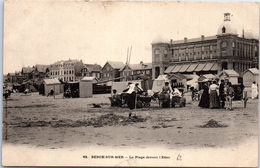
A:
[2,92,258,166]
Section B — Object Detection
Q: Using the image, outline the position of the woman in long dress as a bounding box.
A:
[251,81,258,99]
[209,80,220,109]
[198,82,210,108]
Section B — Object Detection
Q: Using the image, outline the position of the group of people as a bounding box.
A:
[111,82,144,116]
[198,80,235,110]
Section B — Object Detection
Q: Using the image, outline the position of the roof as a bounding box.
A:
[219,70,239,77]
[202,74,217,79]
[179,64,191,72]
[106,61,125,69]
[130,63,152,70]
[186,63,199,72]
[83,64,102,72]
[81,76,97,81]
[244,68,259,75]
[164,65,176,74]
[22,67,33,74]
[35,64,49,73]
[194,63,207,72]
[172,64,182,73]
[171,36,217,45]
[168,73,187,80]
[120,63,152,71]
[202,63,214,71]
[155,75,169,81]
[43,78,60,85]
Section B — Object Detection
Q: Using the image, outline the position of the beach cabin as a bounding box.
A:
[43,78,63,95]
[79,76,97,98]
[168,73,187,93]
[218,70,239,85]
[243,68,259,87]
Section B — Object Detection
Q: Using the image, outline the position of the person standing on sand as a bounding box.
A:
[198,82,210,108]
[251,81,258,99]
[209,80,220,109]
[226,82,234,110]
[219,80,226,109]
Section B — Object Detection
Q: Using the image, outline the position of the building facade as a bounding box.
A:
[49,59,84,82]
[101,61,124,82]
[119,62,152,81]
[81,64,102,79]
[152,13,259,79]
[31,64,50,81]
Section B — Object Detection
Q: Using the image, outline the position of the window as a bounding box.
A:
[155,49,160,54]
[232,42,235,48]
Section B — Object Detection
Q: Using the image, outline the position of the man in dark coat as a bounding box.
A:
[219,80,225,109]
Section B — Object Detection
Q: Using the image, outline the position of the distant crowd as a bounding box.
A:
[198,80,258,110]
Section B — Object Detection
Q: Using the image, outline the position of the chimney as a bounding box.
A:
[170,39,173,45]
[201,35,205,41]
[140,61,143,65]
[184,37,187,43]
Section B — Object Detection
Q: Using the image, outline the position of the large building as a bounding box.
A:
[81,64,102,79]
[119,62,152,81]
[101,61,125,82]
[49,59,84,82]
[152,13,259,79]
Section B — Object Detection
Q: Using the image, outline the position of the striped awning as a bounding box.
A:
[164,65,176,74]
[171,64,183,73]
[186,63,199,72]
[179,64,191,72]
[210,63,218,71]
[202,63,214,71]
[194,63,207,72]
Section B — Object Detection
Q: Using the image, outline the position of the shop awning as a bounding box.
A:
[171,64,183,73]
[202,62,214,71]
[164,65,176,74]
[179,64,191,72]
[186,63,199,72]
[210,63,218,71]
[194,63,207,72]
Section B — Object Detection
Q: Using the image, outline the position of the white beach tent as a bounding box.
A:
[184,74,199,90]
[152,75,173,93]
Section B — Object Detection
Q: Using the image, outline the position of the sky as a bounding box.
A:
[3,0,259,74]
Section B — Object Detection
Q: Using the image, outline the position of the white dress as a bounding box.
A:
[251,83,258,99]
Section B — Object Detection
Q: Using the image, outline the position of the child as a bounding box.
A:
[226,82,234,110]
[111,89,120,107]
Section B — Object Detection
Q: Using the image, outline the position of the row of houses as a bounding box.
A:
[5,59,153,84]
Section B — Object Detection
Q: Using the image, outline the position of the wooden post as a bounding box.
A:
[244,91,248,108]
[53,85,55,99]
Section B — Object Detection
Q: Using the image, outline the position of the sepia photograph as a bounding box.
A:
[2,0,259,167]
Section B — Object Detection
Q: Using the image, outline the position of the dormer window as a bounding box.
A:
[222,26,226,33]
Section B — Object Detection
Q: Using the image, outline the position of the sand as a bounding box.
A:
[2,92,258,166]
